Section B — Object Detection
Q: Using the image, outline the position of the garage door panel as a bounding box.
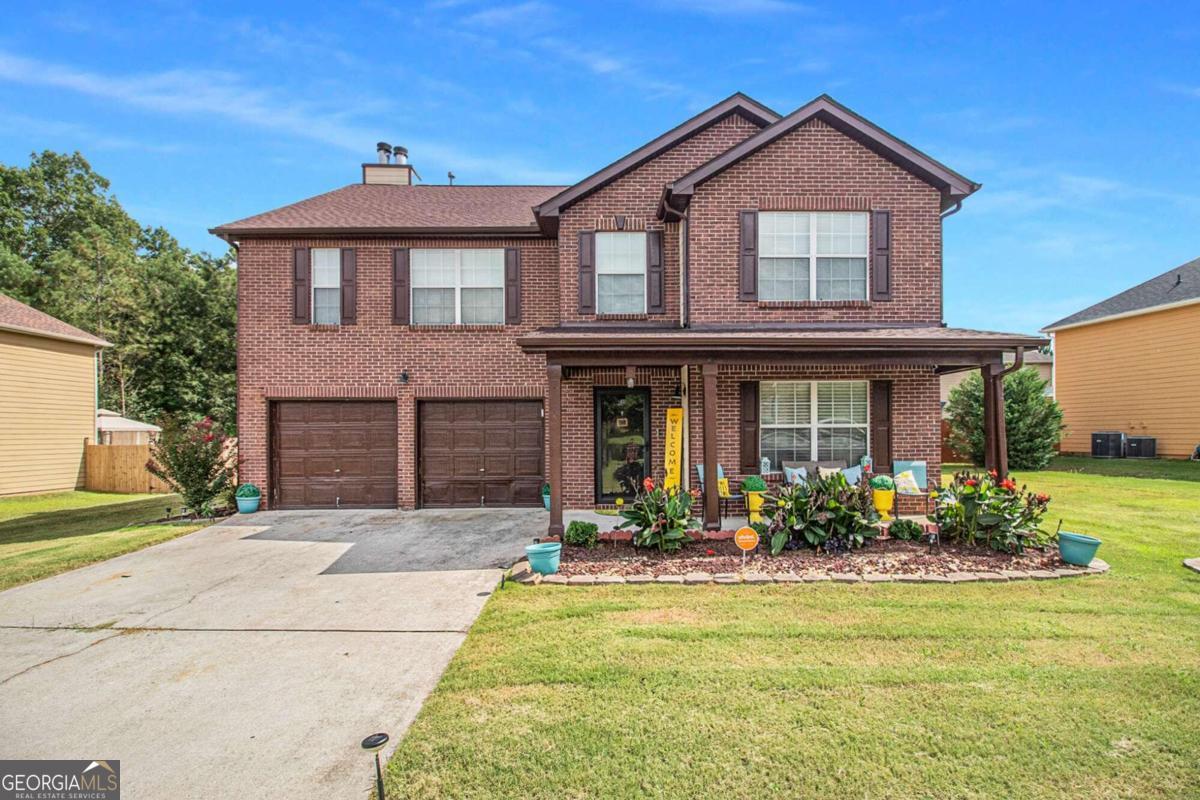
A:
[419,401,544,508]
[272,401,397,509]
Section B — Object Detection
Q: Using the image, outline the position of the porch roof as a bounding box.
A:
[518,324,1048,365]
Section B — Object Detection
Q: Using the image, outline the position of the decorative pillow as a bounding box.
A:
[842,465,863,485]
[817,466,841,480]
[717,477,731,497]
[784,465,807,485]
[894,470,921,495]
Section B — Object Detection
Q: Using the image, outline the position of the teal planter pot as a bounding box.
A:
[525,542,562,575]
[1058,531,1101,566]
[542,493,551,511]
[236,495,261,514]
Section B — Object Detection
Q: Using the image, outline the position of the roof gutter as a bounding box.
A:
[0,322,110,349]
[1042,294,1200,332]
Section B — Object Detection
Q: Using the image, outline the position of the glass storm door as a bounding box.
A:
[595,388,650,503]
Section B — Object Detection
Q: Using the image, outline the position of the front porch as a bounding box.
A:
[522,325,1046,535]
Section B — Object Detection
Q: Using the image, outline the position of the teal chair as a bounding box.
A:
[694,464,743,521]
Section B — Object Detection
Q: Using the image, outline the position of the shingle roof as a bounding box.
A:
[0,292,109,347]
[211,184,566,237]
[1043,256,1200,331]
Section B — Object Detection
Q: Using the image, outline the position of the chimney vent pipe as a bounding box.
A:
[376,141,392,164]
[392,145,408,165]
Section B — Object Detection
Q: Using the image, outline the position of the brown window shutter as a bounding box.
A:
[292,247,311,324]
[739,210,758,301]
[504,247,521,324]
[340,248,357,325]
[739,381,760,474]
[871,210,892,301]
[870,380,893,473]
[646,229,665,314]
[578,231,595,314]
[392,248,410,325]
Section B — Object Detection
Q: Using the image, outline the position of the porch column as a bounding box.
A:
[547,362,564,537]
[701,362,719,530]
[982,364,997,472]
[992,365,1009,478]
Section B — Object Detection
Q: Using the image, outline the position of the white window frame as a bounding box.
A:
[758,212,869,302]
[410,248,505,326]
[759,380,871,467]
[311,247,342,325]
[595,231,647,315]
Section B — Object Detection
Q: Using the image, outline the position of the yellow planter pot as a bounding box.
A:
[746,491,765,523]
[872,488,895,520]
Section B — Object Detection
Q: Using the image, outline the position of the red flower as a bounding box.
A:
[988,469,998,479]
[1036,493,1050,503]
[705,548,716,556]
[964,479,978,487]
[204,433,214,442]
[642,477,655,492]
[197,417,213,430]
[689,488,701,499]
[1000,479,1017,491]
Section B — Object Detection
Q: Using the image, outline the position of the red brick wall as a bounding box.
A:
[557,113,762,324]
[236,236,557,508]
[688,117,944,325]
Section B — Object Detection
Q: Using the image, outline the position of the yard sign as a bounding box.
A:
[663,407,683,490]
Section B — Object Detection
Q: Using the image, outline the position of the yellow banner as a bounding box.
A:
[663,407,684,490]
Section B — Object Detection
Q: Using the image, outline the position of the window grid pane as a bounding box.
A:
[313,287,340,325]
[758,212,868,301]
[759,257,810,302]
[412,288,455,324]
[595,232,646,274]
[760,381,868,470]
[461,288,504,324]
[312,249,341,288]
[410,249,505,324]
[596,274,644,315]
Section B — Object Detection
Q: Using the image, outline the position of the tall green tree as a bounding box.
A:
[0,151,237,431]
[946,367,1065,470]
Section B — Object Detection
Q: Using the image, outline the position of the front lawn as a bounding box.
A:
[386,467,1200,799]
[0,491,203,591]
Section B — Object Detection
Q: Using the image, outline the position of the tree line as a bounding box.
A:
[0,151,236,431]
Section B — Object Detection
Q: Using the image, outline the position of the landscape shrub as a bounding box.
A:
[616,478,697,552]
[887,518,925,541]
[564,520,600,549]
[235,483,260,498]
[868,474,895,491]
[764,472,879,555]
[147,415,232,516]
[931,470,1052,553]
[946,367,1065,470]
[740,474,767,493]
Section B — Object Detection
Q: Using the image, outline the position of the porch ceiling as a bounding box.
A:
[518,325,1048,367]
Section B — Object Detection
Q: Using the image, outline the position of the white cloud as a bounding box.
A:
[655,0,809,14]
[462,1,555,28]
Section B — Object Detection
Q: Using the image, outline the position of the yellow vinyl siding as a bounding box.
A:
[1054,303,1200,458]
[0,330,98,495]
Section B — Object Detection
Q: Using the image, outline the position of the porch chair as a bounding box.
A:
[891,459,936,516]
[694,464,743,521]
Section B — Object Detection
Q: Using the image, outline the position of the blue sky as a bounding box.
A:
[1,1,1197,333]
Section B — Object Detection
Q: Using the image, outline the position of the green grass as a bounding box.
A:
[1043,455,1200,482]
[0,491,202,591]
[386,467,1200,799]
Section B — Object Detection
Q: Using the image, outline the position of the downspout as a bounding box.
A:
[937,200,962,326]
[676,204,690,329]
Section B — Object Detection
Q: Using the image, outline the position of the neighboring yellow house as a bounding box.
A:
[0,293,110,495]
[1044,257,1200,458]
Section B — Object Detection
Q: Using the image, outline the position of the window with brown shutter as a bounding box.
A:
[870,380,893,472]
[646,230,664,314]
[340,248,357,325]
[392,248,410,325]
[739,210,758,301]
[871,210,892,301]
[504,247,521,324]
[740,382,760,474]
[578,231,595,313]
[292,248,311,324]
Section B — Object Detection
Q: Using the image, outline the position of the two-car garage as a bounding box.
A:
[269,399,543,510]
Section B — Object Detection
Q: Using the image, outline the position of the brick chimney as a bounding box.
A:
[362,143,418,185]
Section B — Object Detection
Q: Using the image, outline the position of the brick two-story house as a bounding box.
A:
[213,93,1045,535]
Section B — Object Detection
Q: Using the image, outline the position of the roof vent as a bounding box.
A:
[363,144,419,186]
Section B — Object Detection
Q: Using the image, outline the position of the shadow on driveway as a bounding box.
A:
[228,507,546,574]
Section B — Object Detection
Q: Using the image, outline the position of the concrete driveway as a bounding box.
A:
[0,508,542,799]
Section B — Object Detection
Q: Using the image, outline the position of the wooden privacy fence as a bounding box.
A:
[85,444,170,494]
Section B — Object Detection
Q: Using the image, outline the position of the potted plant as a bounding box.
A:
[525,540,563,574]
[741,474,768,523]
[541,482,551,511]
[869,474,895,520]
[235,483,261,514]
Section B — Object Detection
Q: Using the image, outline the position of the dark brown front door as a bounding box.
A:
[271,401,397,509]
[419,400,543,507]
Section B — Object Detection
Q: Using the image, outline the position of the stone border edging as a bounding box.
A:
[510,558,1110,586]
[1185,558,1200,574]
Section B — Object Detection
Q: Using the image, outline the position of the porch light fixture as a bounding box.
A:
[399,370,409,384]
[670,382,683,404]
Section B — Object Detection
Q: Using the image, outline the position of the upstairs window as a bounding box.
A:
[311,248,342,325]
[759,212,868,301]
[411,249,505,325]
[595,232,646,314]
[760,380,869,469]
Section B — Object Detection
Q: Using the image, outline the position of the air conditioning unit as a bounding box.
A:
[1091,431,1125,458]
[1126,436,1157,459]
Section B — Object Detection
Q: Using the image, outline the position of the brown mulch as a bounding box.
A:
[555,537,1068,578]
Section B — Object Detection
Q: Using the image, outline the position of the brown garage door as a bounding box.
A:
[419,401,543,507]
[271,401,397,509]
